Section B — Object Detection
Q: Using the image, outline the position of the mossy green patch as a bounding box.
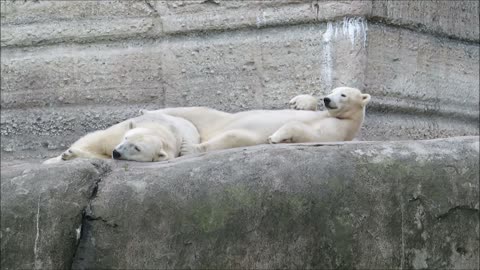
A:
[189,184,260,234]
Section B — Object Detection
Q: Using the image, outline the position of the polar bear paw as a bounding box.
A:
[289,95,318,111]
[61,149,77,161]
[180,140,203,156]
[268,135,292,144]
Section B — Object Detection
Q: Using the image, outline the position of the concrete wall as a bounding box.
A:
[1,0,479,161]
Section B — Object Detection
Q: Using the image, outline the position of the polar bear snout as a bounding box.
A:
[112,149,121,159]
[323,97,337,109]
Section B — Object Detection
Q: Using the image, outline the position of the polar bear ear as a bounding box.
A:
[128,121,135,130]
[158,150,167,158]
[361,94,371,106]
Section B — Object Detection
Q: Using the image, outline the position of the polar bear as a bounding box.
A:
[141,87,370,154]
[42,113,200,164]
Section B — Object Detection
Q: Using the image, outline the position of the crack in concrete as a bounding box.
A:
[85,215,119,228]
[201,0,220,6]
[144,0,159,16]
[367,16,479,45]
[70,161,112,270]
[33,193,42,270]
[436,205,479,221]
[312,1,319,21]
[400,198,405,270]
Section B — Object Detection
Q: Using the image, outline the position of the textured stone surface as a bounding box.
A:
[1,137,478,269]
[0,19,367,110]
[1,0,479,161]
[362,23,479,141]
[371,0,479,42]
[365,24,479,119]
[0,159,110,270]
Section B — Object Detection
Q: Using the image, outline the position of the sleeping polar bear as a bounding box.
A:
[43,113,200,164]
[142,87,371,154]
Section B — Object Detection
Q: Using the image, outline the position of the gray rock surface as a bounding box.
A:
[1,0,478,161]
[0,159,110,270]
[1,137,479,269]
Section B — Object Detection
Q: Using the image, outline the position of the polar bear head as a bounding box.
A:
[112,122,175,162]
[323,87,371,119]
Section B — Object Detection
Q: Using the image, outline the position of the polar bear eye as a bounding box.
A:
[158,153,165,158]
[341,94,346,97]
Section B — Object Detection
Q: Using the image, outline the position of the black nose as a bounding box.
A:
[112,149,121,159]
[324,97,331,104]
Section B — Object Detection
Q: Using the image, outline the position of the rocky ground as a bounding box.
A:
[1,137,478,269]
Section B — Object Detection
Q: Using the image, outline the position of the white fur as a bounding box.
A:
[289,94,318,111]
[142,87,371,154]
[42,113,200,164]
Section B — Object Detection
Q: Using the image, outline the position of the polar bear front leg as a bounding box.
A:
[289,95,318,111]
[61,148,109,160]
[180,140,205,156]
[44,147,98,164]
[268,121,319,144]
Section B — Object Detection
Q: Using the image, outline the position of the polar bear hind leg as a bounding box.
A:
[268,121,319,144]
[180,129,261,155]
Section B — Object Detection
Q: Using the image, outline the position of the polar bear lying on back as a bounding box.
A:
[142,87,371,154]
[43,113,200,164]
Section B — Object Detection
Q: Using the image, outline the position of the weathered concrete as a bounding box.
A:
[0,1,371,47]
[0,20,367,110]
[1,137,478,269]
[371,0,479,42]
[362,23,479,141]
[365,24,479,120]
[1,1,478,161]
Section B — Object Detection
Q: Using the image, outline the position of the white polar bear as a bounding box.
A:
[142,87,371,154]
[42,113,200,164]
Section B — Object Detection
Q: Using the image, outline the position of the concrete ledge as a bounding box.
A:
[1,1,371,47]
[0,18,157,48]
[1,137,478,269]
[1,103,478,162]
[0,1,154,25]
[2,1,477,47]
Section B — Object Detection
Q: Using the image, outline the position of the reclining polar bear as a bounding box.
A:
[43,113,200,164]
[142,87,371,154]
[43,86,370,164]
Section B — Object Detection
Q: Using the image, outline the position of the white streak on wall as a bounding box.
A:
[362,18,369,47]
[340,17,368,47]
[256,11,267,28]
[321,17,368,91]
[322,22,334,91]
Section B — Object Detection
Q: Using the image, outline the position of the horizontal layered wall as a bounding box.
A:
[1,0,478,161]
